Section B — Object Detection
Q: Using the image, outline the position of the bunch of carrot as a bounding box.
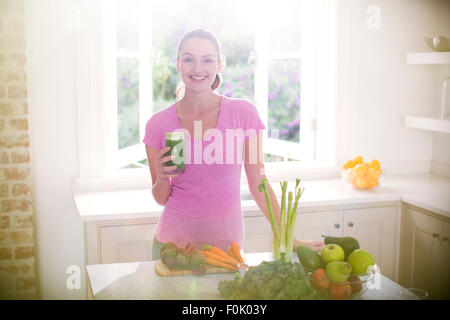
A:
[200,242,245,272]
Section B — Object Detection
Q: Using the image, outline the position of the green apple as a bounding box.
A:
[347,249,375,274]
[321,244,345,264]
[326,261,352,282]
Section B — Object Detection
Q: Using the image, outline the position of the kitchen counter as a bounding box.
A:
[86,252,419,300]
[74,173,450,221]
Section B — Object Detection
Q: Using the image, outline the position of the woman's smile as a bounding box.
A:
[189,75,208,82]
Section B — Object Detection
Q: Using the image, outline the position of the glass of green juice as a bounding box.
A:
[165,132,185,174]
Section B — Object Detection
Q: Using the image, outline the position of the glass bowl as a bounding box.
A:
[424,36,450,52]
[299,262,378,300]
[341,166,386,190]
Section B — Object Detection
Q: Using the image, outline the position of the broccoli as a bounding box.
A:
[218,260,320,300]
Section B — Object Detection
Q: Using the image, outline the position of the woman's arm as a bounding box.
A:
[243,134,324,252]
[243,133,281,227]
[145,145,175,205]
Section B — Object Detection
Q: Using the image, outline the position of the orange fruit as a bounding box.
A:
[367,167,379,180]
[346,170,356,183]
[367,178,379,189]
[342,160,355,170]
[355,177,369,189]
[353,155,363,165]
[353,163,368,177]
[368,159,381,170]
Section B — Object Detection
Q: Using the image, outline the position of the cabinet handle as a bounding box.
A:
[334,224,340,229]
[348,222,354,227]
[432,233,440,239]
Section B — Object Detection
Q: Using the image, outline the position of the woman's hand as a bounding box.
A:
[156,146,180,180]
[293,238,325,253]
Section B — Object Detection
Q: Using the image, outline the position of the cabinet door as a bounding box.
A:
[404,208,443,299]
[243,216,273,253]
[442,221,450,299]
[343,206,397,281]
[294,211,343,241]
[100,223,158,263]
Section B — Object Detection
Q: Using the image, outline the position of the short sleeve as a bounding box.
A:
[243,101,266,141]
[143,114,163,150]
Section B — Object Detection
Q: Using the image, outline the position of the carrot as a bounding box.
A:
[205,257,238,271]
[227,248,238,261]
[202,250,238,267]
[231,242,244,263]
[209,246,240,265]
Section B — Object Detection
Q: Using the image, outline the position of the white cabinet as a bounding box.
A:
[99,223,158,263]
[89,216,275,264]
[343,207,397,280]
[295,210,342,240]
[399,206,450,299]
[443,222,450,299]
[243,215,273,253]
[85,218,159,265]
[294,205,399,281]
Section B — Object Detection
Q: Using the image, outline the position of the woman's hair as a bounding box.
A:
[175,28,222,100]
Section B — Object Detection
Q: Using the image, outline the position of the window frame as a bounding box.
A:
[74,0,337,186]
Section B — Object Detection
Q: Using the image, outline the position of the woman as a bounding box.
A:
[144,28,323,260]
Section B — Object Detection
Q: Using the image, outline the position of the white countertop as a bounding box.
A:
[74,173,450,222]
[86,252,419,300]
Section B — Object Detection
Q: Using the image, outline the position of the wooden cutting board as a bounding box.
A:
[154,259,236,276]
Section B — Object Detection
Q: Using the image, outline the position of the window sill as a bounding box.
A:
[72,161,341,193]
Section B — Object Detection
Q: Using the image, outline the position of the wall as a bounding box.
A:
[25,0,86,299]
[336,0,450,174]
[0,0,38,299]
[432,62,450,175]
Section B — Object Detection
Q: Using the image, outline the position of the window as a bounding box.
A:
[75,0,336,179]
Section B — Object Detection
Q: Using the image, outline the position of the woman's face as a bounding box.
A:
[177,37,222,93]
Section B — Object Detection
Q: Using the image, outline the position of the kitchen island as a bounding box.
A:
[86,252,420,300]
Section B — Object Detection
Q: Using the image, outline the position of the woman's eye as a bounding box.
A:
[183,58,192,62]
[204,59,213,63]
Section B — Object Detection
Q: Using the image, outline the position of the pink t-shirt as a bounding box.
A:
[143,95,265,251]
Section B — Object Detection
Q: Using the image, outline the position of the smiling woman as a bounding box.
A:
[151,0,255,109]
[174,29,224,101]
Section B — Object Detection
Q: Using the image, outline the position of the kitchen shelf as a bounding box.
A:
[406,52,450,64]
[405,116,450,134]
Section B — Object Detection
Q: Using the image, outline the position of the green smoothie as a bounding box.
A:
[165,132,185,174]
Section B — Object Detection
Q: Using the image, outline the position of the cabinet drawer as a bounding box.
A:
[100,223,158,263]
[295,210,343,240]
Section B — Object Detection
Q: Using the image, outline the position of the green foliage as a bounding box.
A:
[117,58,140,149]
[218,260,319,300]
[268,60,301,143]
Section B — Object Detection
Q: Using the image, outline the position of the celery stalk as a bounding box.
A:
[279,182,287,255]
[258,178,280,258]
[286,181,305,259]
[284,191,293,261]
[287,191,293,234]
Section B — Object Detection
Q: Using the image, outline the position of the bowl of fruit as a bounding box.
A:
[341,155,385,190]
[296,236,377,300]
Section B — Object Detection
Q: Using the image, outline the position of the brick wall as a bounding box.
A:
[0,0,38,299]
